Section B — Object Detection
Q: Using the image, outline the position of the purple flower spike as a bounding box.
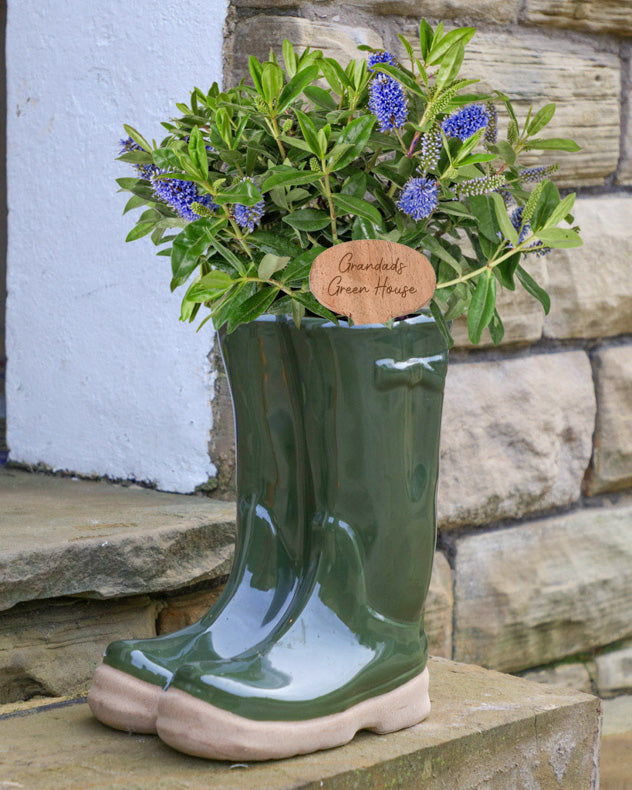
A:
[368,75,408,133]
[442,104,489,142]
[397,177,439,221]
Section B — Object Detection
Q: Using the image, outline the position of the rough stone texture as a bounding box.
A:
[0,597,157,704]
[543,197,632,340]
[226,16,383,82]
[595,642,632,697]
[0,658,600,789]
[437,351,595,529]
[620,52,632,184]
[0,468,236,611]
[453,503,632,672]
[523,0,632,36]
[452,259,547,348]
[602,693,632,735]
[520,663,593,694]
[586,345,632,495]
[425,552,453,659]
[345,0,520,23]
[398,26,620,186]
[208,343,236,497]
[157,586,225,635]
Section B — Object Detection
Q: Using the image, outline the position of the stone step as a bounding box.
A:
[0,468,454,704]
[0,658,600,789]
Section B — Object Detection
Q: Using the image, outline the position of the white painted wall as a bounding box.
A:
[6,0,228,492]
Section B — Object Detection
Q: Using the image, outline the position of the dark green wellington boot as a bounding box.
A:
[88,318,310,733]
[156,314,449,760]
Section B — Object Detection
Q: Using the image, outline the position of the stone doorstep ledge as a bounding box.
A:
[0,658,600,790]
[0,468,237,611]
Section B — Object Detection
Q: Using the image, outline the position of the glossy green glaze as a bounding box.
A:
[103,319,309,687]
[169,313,449,721]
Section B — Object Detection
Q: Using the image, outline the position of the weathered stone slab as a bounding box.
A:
[0,468,236,611]
[157,586,225,635]
[226,16,382,82]
[543,197,632,340]
[586,344,632,495]
[0,658,600,789]
[595,641,632,697]
[620,74,632,184]
[452,259,547,348]
[346,0,520,23]
[0,597,157,703]
[520,662,593,694]
[425,552,453,659]
[438,351,595,529]
[398,26,620,186]
[523,0,632,36]
[453,503,632,672]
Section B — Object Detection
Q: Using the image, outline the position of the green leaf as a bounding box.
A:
[188,126,208,177]
[488,309,505,345]
[527,103,556,136]
[186,271,234,302]
[278,64,320,113]
[291,298,306,328]
[261,62,284,106]
[171,221,212,281]
[530,181,560,231]
[117,150,154,165]
[249,55,264,96]
[427,26,476,66]
[123,124,151,153]
[214,179,262,207]
[125,221,155,242]
[294,109,322,156]
[282,209,331,232]
[227,287,281,332]
[304,85,338,111]
[436,42,464,91]
[293,290,338,323]
[282,38,298,78]
[207,236,248,276]
[328,115,376,170]
[152,147,182,170]
[543,193,576,229]
[489,192,519,247]
[248,231,301,258]
[419,20,434,61]
[372,63,425,97]
[429,300,454,348]
[516,265,551,314]
[122,194,147,214]
[262,166,320,191]
[341,171,367,198]
[258,253,290,280]
[467,270,496,344]
[470,194,501,243]
[332,193,382,226]
[398,33,415,64]
[528,138,582,152]
[424,236,463,274]
[494,140,516,165]
[534,228,582,248]
[457,153,496,166]
[494,251,520,290]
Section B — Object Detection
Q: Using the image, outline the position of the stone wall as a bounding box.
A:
[216,2,632,687]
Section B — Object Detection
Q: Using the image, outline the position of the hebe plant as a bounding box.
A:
[118,19,582,345]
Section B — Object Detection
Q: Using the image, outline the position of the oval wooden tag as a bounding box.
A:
[309,239,436,325]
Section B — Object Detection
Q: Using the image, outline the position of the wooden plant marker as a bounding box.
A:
[309,239,436,325]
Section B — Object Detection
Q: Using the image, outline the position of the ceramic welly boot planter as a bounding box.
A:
[88,319,310,732]
[154,314,449,760]
[110,13,583,764]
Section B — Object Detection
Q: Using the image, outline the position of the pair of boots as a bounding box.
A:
[88,314,449,761]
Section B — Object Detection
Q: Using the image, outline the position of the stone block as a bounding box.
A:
[0,658,600,789]
[520,662,593,694]
[438,351,595,529]
[0,469,236,611]
[157,586,225,635]
[398,26,620,186]
[425,552,452,659]
[586,344,632,494]
[453,503,632,672]
[543,197,632,340]
[452,259,547,348]
[0,597,157,703]
[620,63,632,184]
[226,16,382,82]
[595,641,632,697]
[345,0,520,23]
[523,0,632,36]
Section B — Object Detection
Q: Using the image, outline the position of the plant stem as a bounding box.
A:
[238,275,294,298]
[407,130,421,157]
[321,168,339,243]
[269,116,286,158]
[435,237,539,289]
